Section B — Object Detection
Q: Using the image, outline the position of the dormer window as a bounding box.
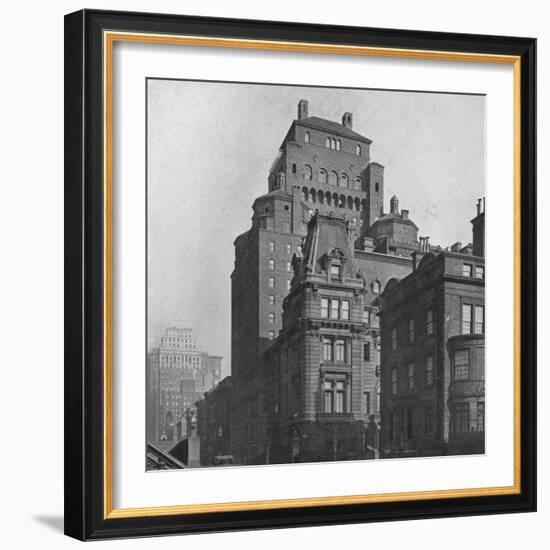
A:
[330,264,341,278]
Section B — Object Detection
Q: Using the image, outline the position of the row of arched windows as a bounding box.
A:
[304,129,362,156]
[302,165,362,190]
[302,186,367,212]
[325,137,342,150]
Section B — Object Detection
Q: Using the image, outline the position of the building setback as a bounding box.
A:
[379,201,485,457]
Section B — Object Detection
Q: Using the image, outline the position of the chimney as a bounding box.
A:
[390,195,399,214]
[419,236,430,252]
[342,112,353,129]
[401,209,409,220]
[298,99,309,120]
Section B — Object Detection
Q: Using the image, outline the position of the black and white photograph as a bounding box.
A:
[145,81,486,470]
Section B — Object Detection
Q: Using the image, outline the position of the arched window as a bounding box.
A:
[302,187,309,201]
[310,188,317,203]
[336,140,341,151]
[329,171,338,186]
[332,138,338,150]
[325,137,331,148]
[332,192,339,205]
[341,174,349,188]
[304,131,310,144]
[326,191,332,205]
[355,177,362,190]
[347,196,354,210]
[356,144,361,156]
[292,163,297,175]
[372,280,381,293]
[354,197,361,211]
[361,199,367,211]
[319,169,327,184]
[303,164,312,180]
[339,194,346,207]
[318,191,325,204]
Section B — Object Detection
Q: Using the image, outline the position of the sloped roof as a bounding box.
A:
[297,116,373,144]
[301,212,357,278]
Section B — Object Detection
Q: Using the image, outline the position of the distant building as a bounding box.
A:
[196,376,232,466]
[379,201,485,457]
[146,326,222,442]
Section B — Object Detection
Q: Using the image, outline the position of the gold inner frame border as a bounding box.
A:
[102,30,522,520]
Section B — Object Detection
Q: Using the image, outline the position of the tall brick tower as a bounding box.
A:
[231,99,385,464]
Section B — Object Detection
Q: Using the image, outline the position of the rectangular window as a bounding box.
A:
[477,401,485,432]
[365,392,371,415]
[330,264,341,278]
[462,263,472,277]
[409,319,415,343]
[453,349,470,381]
[322,337,333,362]
[408,363,415,390]
[268,277,275,288]
[335,381,346,413]
[341,300,350,320]
[363,308,371,324]
[462,304,472,334]
[335,339,346,362]
[323,380,334,413]
[286,243,291,254]
[425,355,434,386]
[451,403,470,433]
[268,313,275,323]
[286,261,292,272]
[391,368,397,395]
[286,279,291,291]
[475,265,485,279]
[269,241,275,253]
[268,295,275,305]
[425,406,434,435]
[330,299,340,319]
[391,327,397,350]
[268,330,275,340]
[363,342,371,362]
[268,259,275,270]
[474,305,485,333]
[426,309,434,336]
[321,298,329,318]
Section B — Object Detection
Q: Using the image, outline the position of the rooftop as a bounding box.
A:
[296,116,373,144]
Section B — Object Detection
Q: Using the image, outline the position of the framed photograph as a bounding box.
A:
[64,9,536,540]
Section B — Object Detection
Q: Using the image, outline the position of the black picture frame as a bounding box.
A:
[64,8,536,541]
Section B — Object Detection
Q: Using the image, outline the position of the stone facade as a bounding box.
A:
[378,217,485,457]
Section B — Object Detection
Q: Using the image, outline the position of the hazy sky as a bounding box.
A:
[147,79,485,375]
